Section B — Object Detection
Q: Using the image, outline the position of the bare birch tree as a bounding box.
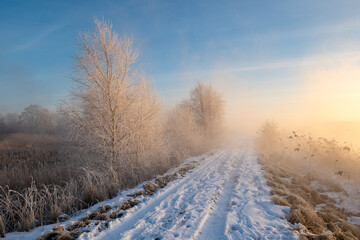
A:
[60,19,162,176]
[166,100,201,156]
[190,82,224,140]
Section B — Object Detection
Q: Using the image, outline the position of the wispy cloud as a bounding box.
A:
[249,20,360,42]
[10,24,64,52]
[224,50,360,73]
[157,50,360,80]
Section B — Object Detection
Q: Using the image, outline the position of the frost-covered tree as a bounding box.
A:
[256,120,279,157]
[166,82,224,156]
[123,79,165,169]
[190,82,224,140]
[60,19,162,175]
[166,100,202,156]
[19,104,54,133]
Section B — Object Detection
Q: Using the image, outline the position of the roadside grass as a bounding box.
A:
[261,157,360,239]
[0,134,185,236]
[257,121,360,239]
[35,160,199,240]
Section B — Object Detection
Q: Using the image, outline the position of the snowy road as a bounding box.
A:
[81,147,297,240]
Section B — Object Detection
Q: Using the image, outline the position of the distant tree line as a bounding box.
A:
[0,105,60,135]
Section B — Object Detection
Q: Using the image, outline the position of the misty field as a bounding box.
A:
[2,2,360,239]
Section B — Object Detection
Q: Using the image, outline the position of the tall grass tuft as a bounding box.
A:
[256,121,360,186]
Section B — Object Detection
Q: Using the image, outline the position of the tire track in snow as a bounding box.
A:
[197,149,245,240]
[83,150,233,240]
[225,151,297,240]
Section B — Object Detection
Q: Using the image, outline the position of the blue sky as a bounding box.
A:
[1,0,360,120]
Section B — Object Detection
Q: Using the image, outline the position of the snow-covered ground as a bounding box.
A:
[310,178,360,226]
[6,147,298,240]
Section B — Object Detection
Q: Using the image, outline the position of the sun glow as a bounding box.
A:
[220,55,360,145]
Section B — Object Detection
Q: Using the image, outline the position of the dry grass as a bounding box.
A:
[259,125,360,185]
[257,121,360,239]
[0,161,159,235]
[0,156,75,192]
[261,158,360,239]
[0,134,186,236]
[0,133,57,149]
[0,135,78,191]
